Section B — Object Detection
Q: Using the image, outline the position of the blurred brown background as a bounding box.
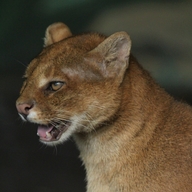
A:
[1,0,192,191]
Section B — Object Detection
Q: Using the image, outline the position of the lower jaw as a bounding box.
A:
[40,137,63,146]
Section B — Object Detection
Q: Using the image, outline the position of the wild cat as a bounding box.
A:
[16,22,192,192]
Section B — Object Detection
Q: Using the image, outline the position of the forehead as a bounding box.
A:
[25,33,106,79]
[24,56,70,89]
[25,42,78,79]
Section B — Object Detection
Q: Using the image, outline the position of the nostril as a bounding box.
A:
[24,105,32,113]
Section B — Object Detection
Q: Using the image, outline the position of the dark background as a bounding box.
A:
[1,0,192,191]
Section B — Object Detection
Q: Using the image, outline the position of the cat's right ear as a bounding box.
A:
[44,22,72,47]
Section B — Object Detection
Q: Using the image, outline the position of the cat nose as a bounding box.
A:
[16,102,34,119]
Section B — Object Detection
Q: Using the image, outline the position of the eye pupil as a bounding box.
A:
[49,81,64,91]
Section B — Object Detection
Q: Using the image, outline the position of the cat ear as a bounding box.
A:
[88,32,131,84]
[44,22,72,47]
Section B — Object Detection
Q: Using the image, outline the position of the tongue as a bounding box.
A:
[37,125,54,138]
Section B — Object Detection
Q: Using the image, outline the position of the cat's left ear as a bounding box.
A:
[88,32,131,84]
[44,22,72,47]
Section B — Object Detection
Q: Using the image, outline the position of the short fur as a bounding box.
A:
[16,22,192,192]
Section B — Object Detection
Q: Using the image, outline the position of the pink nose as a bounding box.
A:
[16,102,34,117]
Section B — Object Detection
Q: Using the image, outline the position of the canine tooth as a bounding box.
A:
[46,131,52,139]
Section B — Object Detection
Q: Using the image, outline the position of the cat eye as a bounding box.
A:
[48,81,64,91]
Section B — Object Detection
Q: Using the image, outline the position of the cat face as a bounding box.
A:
[16,22,131,146]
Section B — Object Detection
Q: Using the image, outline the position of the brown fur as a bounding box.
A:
[16,22,192,191]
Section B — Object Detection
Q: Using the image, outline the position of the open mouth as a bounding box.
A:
[37,121,71,142]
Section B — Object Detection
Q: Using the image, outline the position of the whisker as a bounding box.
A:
[54,116,89,130]
[44,104,108,133]
[53,144,58,155]
[14,58,28,68]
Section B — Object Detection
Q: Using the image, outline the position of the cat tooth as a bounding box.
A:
[46,131,52,139]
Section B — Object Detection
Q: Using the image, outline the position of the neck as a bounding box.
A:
[73,56,173,191]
